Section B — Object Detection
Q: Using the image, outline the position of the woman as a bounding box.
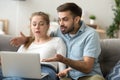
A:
[2,11,66,80]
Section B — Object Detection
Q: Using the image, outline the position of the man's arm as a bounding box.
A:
[10,29,58,47]
[10,32,30,47]
[42,54,94,73]
[61,56,94,73]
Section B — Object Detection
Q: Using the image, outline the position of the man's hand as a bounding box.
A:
[57,69,69,78]
[57,67,72,78]
[10,32,27,47]
[42,54,64,62]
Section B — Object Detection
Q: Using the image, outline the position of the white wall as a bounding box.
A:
[0,0,18,35]
[0,0,115,35]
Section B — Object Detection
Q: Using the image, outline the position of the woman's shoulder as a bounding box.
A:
[52,37,63,41]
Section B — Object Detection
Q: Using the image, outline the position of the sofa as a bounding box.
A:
[0,35,120,79]
[99,39,120,79]
[0,35,18,51]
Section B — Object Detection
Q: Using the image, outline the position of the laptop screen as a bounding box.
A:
[0,51,44,79]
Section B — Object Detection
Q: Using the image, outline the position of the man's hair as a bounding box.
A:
[57,3,82,17]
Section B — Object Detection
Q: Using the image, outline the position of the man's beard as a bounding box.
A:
[61,24,74,34]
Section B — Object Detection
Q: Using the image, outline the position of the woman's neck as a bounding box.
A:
[34,35,51,44]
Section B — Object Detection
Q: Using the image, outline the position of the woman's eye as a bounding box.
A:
[33,24,36,26]
[39,23,44,26]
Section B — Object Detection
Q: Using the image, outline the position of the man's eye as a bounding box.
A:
[63,18,68,21]
[58,18,68,22]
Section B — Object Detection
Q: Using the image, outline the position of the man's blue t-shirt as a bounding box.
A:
[51,21,102,80]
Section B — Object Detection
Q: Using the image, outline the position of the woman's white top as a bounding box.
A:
[17,37,66,72]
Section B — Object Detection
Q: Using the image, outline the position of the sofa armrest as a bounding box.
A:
[99,39,120,77]
[0,35,19,51]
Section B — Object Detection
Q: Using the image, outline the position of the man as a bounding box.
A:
[11,2,105,80]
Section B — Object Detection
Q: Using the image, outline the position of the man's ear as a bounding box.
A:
[74,16,80,24]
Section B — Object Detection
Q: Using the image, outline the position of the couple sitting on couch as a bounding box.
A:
[1,2,105,80]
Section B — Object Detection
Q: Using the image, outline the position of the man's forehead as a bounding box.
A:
[58,11,72,19]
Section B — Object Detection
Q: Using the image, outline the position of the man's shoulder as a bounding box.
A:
[80,21,97,34]
[85,26,97,35]
[50,28,62,37]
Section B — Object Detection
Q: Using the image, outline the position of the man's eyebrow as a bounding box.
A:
[59,17,68,20]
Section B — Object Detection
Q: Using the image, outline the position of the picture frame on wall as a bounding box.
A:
[0,19,8,34]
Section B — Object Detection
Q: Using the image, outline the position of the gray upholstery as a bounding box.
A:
[99,39,120,78]
[0,35,120,79]
[0,35,19,51]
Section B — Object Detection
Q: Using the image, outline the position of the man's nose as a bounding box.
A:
[59,20,64,25]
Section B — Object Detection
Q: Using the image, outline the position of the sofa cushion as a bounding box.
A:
[0,35,19,51]
[106,60,120,80]
[99,39,120,78]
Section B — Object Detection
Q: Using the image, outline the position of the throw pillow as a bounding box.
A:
[106,60,120,80]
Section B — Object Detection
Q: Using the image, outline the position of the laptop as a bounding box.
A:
[0,51,48,79]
